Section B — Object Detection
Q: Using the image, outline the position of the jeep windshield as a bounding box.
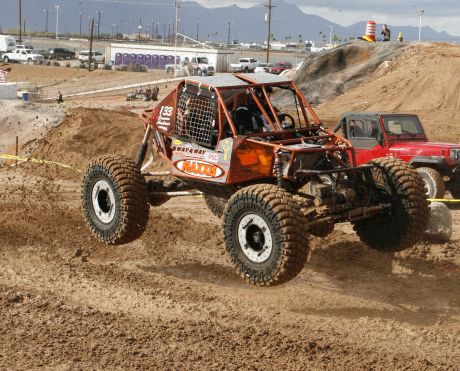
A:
[196,57,208,64]
[382,115,425,138]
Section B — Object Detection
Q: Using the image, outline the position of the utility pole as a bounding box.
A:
[174,1,180,75]
[138,18,142,44]
[265,0,275,63]
[163,23,166,43]
[44,9,49,36]
[196,20,200,42]
[54,5,60,40]
[96,11,102,40]
[88,18,94,71]
[418,9,424,42]
[79,11,83,38]
[227,21,233,45]
[23,18,26,35]
[329,25,332,45]
[19,0,22,44]
[151,18,155,39]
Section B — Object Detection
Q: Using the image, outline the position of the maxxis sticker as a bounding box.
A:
[174,159,225,178]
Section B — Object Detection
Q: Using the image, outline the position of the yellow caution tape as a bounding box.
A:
[0,153,77,171]
[428,198,460,202]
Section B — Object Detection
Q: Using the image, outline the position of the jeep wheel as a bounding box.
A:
[3,56,9,63]
[353,158,429,252]
[204,195,226,218]
[448,184,460,199]
[27,58,33,63]
[417,167,445,199]
[223,184,309,286]
[81,155,150,245]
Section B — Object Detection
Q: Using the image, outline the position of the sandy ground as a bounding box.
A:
[1,42,459,369]
[1,63,170,100]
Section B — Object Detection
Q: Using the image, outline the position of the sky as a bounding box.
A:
[197,0,460,36]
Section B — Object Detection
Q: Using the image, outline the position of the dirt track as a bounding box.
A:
[1,42,460,369]
[1,166,459,369]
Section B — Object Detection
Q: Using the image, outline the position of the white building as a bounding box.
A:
[108,43,235,73]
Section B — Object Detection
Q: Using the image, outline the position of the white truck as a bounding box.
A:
[0,35,16,55]
[3,49,44,64]
[165,56,215,77]
[229,58,258,72]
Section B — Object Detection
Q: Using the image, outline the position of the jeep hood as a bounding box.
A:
[389,141,460,157]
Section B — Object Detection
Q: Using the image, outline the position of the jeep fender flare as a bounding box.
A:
[409,156,446,169]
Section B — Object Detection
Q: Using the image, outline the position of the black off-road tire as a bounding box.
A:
[81,155,150,245]
[449,184,460,199]
[203,195,227,218]
[222,184,309,286]
[353,158,429,252]
[3,56,9,63]
[417,167,445,199]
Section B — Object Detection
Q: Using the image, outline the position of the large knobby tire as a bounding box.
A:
[449,184,460,199]
[81,155,150,245]
[222,184,309,286]
[353,158,429,252]
[417,167,445,199]
[203,195,227,218]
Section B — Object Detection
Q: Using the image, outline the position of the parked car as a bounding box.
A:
[267,61,293,74]
[2,48,44,63]
[229,58,258,72]
[78,50,105,63]
[16,44,34,50]
[45,48,76,60]
[254,62,273,73]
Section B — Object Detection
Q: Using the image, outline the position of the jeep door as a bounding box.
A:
[345,115,386,165]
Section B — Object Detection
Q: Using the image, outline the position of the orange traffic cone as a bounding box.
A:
[365,21,376,41]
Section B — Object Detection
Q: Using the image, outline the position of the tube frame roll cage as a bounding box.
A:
[137,73,359,189]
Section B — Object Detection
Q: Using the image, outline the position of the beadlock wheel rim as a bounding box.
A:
[91,179,116,224]
[421,178,432,197]
[237,213,273,263]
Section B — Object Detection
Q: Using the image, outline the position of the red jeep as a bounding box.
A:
[336,112,460,199]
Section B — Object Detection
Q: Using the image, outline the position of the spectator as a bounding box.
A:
[381,25,391,41]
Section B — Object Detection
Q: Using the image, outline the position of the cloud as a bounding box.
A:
[196,0,460,35]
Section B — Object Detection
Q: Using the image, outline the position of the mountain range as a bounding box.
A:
[1,0,458,43]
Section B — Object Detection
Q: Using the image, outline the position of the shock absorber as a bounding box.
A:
[135,126,152,168]
[274,150,288,189]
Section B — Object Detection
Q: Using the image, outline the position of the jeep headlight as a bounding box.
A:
[450,149,460,160]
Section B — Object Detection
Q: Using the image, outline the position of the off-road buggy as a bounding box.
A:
[81,73,429,286]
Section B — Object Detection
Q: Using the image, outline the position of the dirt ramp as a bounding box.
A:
[295,41,409,104]
[29,108,169,177]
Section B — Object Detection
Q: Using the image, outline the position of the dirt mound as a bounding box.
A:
[315,43,460,142]
[30,108,168,174]
[295,41,409,104]
[0,101,65,155]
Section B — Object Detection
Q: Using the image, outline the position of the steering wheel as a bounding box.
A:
[278,113,296,129]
